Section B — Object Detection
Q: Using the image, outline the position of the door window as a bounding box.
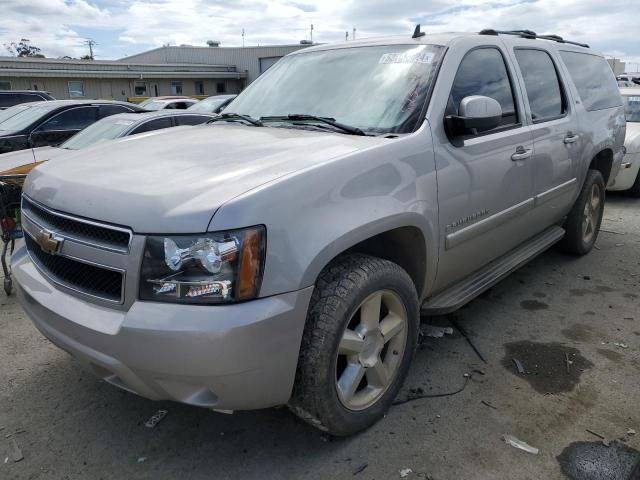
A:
[515,49,566,122]
[170,82,183,95]
[174,115,211,126]
[195,81,205,95]
[39,107,97,131]
[130,117,173,135]
[446,48,518,131]
[99,104,134,118]
[216,82,226,94]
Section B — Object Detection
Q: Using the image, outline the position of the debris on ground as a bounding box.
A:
[628,429,636,436]
[600,229,626,235]
[613,343,629,349]
[513,358,525,374]
[583,275,591,280]
[586,429,611,447]
[144,409,168,428]
[399,467,413,477]
[481,400,497,410]
[352,463,368,475]
[565,353,573,373]
[502,434,540,455]
[4,429,26,439]
[8,438,23,462]
[421,325,453,338]
[449,314,487,363]
[137,457,147,464]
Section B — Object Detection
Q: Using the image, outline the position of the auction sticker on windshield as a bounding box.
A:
[379,51,434,64]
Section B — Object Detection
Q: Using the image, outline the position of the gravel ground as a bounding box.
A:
[1,194,639,480]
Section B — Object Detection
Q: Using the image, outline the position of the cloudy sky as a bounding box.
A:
[1,0,639,69]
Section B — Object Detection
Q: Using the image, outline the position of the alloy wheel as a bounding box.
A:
[335,290,408,411]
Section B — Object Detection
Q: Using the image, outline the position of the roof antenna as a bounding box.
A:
[412,24,425,38]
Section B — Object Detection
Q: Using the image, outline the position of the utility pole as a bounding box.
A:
[83,39,97,59]
[345,31,349,41]
[353,27,356,41]
[310,24,314,43]
[242,28,245,47]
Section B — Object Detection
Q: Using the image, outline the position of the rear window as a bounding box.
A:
[560,51,622,111]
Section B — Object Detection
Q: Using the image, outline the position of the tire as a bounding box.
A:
[288,254,419,436]
[559,169,606,255]
[627,169,640,197]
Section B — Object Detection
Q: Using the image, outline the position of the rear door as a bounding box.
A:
[508,46,581,227]
[30,106,98,147]
[430,40,536,290]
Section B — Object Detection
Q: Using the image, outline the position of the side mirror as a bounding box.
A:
[446,95,503,136]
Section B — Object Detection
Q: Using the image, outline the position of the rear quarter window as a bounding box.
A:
[560,51,622,111]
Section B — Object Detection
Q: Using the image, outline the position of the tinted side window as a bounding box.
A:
[39,107,98,131]
[515,49,565,122]
[19,94,44,104]
[174,115,211,126]
[446,48,518,127]
[560,52,622,111]
[99,104,133,118]
[130,117,173,135]
[0,94,14,108]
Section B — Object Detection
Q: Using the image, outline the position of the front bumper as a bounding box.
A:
[608,152,640,191]
[13,244,313,410]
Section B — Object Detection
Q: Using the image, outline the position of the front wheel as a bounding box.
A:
[289,254,419,436]
[559,169,605,255]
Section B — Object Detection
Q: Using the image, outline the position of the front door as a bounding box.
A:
[509,46,581,228]
[430,43,536,291]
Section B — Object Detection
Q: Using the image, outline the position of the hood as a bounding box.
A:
[24,124,385,233]
[625,123,640,154]
[0,146,61,175]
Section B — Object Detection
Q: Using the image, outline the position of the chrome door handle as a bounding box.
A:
[511,147,532,161]
[564,133,579,144]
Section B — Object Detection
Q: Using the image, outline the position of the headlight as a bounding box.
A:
[139,226,265,304]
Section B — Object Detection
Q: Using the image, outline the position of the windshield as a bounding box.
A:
[228,45,444,134]
[623,94,640,122]
[0,103,60,132]
[0,104,31,125]
[189,96,232,113]
[142,101,166,111]
[61,116,136,150]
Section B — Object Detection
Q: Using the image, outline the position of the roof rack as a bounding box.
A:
[479,29,590,48]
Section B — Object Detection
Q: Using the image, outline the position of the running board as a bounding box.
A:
[421,226,565,316]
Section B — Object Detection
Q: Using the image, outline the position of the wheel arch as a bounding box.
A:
[300,213,433,298]
[589,149,614,184]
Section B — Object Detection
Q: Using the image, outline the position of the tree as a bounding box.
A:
[4,39,45,58]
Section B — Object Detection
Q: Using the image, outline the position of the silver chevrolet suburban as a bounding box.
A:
[13,29,625,436]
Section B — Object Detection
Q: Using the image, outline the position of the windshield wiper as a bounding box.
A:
[261,114,366,136]
[208,113,263,127]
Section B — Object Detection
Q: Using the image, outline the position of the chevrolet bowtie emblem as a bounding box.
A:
[35,229,64,255]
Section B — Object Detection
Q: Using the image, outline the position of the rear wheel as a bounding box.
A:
[289,254,419,436]
[559,169,605,255]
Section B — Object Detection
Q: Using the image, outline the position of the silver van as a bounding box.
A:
[13,28,625,436]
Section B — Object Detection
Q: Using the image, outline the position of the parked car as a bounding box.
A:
[138,97,199,111]
[608,88,640,195]
[0,100,145,154]
[13,29,625,436]
[0,110,217,175]
[0,90,55,110]
[188,95,236,114]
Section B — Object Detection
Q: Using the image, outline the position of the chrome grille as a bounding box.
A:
[25,234,124,303]
[22,196,131,253]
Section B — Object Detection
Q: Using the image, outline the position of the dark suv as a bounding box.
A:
[0,100,145,154]
[0,90,55,110]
